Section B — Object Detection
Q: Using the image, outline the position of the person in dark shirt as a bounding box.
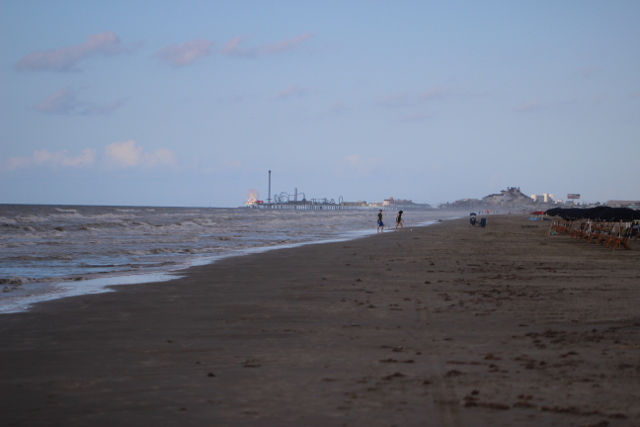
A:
[395,210,404,231]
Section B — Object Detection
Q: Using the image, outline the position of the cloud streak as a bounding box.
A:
[420,87,453,101]
[325,101,348,117]
[34,88,124,116]
[222,36,256,57]
[5,149,96,171]
[264,33,314,54]
[514,99,543,113]
[222,32,314,57]
[4,141,175,172]
[154,32,314,67]
[16,32,126,72]
[275,84,306,99]
[156,39,214,67]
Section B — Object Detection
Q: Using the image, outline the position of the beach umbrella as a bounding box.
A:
[545,207,562,216]
[583,206,612,220]
[596,207,638,221]
[558,208,586,220]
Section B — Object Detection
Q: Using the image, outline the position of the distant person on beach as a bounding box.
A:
[377,209,384,233]
[395,210,404,231]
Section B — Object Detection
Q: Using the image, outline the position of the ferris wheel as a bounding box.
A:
[246,189,260,204]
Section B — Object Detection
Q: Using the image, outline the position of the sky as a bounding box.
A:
[1,0,639,208]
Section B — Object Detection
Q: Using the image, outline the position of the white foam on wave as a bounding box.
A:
[0,223,378,315]
[0,216,17,224]
[0,273,182,315]
[16,214,49,223]
[0,206,456,315]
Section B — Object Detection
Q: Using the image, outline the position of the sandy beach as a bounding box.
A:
[1,215,639,427]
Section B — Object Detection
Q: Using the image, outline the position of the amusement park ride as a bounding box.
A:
[243,189,263,207]
[243,171,340,208]
[242,171,384,210]
[243,188,338,207]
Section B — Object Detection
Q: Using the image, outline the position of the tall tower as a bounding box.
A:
[267,170,272,206]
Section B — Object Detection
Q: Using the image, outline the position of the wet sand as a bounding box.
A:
[1,215,639,426]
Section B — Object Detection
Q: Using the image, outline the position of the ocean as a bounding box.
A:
[0,204,453,314]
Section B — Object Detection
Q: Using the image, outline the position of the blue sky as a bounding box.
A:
[1,1,639,207]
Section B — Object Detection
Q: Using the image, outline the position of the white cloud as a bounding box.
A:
[3,141,175,173]
[222,33,314,57]
[35,88,123,116]
[105,140,143,167]
[5,148,96,171]
[104,140,176,168]
[156,39,213,67]
[337,155,381,177]
[16,32,125,72]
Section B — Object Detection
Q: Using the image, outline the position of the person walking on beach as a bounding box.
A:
[377,209,384,233]
[395,210,404,231]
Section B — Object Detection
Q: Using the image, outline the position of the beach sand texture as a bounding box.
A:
[1,215,639,426]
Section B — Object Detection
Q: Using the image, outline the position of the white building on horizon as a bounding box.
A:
[482,187,533,205]
[530,193,555,203]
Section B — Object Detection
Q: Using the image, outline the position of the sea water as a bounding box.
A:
[0,204,451,313]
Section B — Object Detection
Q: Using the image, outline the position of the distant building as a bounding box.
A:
[341,201,367,207]
[482,187,533,205]
[368,197,431,209]
[606,200,640,208]
[383,197,414,206]
[438,198,481,210]
[531,193,555,203]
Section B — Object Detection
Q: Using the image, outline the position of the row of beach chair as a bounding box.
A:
[549,219,638,250]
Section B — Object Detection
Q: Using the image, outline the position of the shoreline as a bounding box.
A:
[1,215,638,426]
[0,218,442,315]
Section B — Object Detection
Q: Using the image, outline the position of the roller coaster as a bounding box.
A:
[273,189,343,206]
